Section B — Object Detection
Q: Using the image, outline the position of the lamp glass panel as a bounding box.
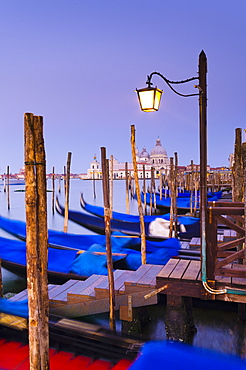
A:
[154,89,162,110]
[138,90,155,111]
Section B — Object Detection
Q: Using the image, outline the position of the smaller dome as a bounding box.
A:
[139,146,150,159]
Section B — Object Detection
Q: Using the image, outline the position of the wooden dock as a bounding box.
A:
[156,258,246,304]
[9,264,163,319]
[5,200,246,342]
[9,253,246,322]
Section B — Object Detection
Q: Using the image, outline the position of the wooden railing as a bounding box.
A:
[206,201,246,280]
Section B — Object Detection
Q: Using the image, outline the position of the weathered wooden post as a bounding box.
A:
[125,162,130,214]
[58,174,61,193]
[165,295,196,344]
[63,165,66,193]
[24,113,49,369]
[52,166,55,214]
[101,147,116,332]
[6,166,10,210]
[190,160,194,215]
[232,128,243,202]
[92,168,96,199]
[169,157,175,238]
[173,152,178,237]
[131,125,146,264]
[232,129,244,257]
[159,170,163,200]
[142,164,147,214]
[151,167,156,213]
[242,141,246,264]
[109,155,114,218]
[64,152,72,233]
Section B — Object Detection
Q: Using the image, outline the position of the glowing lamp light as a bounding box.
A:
[136,86,163,112]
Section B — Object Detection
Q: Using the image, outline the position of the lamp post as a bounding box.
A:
[136,51,208,285]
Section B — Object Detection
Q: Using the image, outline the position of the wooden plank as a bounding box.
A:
[189,237,200,247]
[94,271,134,298]
[67,275,106,295]
[216,293,246,304]
[136,265,163,287]
[8,289,28,302]
[215,266,246,278]
[216,249,244,269]
[182,260,201,281]
[49,280,79,302]
[114,271,134,293]
[232,277,246,286]
[67,275,108,304]
[215,275,231,284]
[155,279,205,299]
[180,241,190,249]
[50,289,158,318]
[124,265,162,293]
[157,259,179,278]
[9,284,57,302]
[124,264,153,286]
[169,260,190,279]
[72,275,107,298]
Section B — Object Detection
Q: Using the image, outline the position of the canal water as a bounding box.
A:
[0,179,245,359]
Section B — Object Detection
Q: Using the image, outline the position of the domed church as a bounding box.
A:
[150,138,169,168]
[87,137,169,179]
[137,138,169,172]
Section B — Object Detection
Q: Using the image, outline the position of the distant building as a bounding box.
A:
[86,138,170,179]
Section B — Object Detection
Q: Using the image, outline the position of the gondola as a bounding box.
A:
[139,191,221,214]
[56,197,199,241]
[80,193,200,240]
[158,188,223,199]
[0,300,141,365]
[0,214,200,269]
[0,230,181,283]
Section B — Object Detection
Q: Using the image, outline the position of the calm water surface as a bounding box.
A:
[0,179,245,359]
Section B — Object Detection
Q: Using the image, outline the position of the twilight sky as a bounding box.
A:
[0,1,245,174]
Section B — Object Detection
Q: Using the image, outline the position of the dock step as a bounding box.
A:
[49,265,162,318]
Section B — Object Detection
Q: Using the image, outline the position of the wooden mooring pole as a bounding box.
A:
[169,157,175,238]
[143,164,147,214]
[6,166,10,210]
[131,125,146,264]
[101,147,116,332]
[92,169,96,199]
[110,155,114,218]
[24,113,49,369]
[242,141,246,264]
[64,152,72,233]
[232,128,243,202]
[52,166,55,214]
[125,162,130,214]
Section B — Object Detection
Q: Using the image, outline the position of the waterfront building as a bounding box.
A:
[86,138,170,179]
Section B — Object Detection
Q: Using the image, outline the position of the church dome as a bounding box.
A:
[150,138,167,156]
[139,146,150,159]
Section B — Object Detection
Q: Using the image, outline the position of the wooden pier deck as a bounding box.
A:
[156,258,246,304]
[9,264,162,319]
[9,253,246,321]
[6,201,246,324]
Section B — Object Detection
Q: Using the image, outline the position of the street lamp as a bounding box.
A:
[136,51,209,291]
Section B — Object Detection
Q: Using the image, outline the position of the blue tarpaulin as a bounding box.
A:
[129,341,246,370]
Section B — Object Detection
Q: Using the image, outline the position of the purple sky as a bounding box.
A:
[0,1,245,174]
